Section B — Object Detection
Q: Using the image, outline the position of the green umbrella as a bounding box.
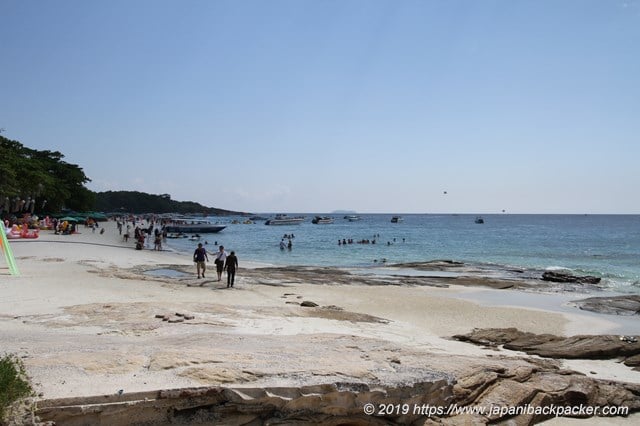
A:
[58,216,80,222]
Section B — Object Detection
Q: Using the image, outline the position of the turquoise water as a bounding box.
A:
[164,214,640,294]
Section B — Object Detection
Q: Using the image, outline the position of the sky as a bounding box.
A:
[1,0,639,214]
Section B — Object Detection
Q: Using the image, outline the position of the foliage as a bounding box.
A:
[93,191,245,215]
[0,134,241,216]
[0,135,93,214]
[0,354,33,422]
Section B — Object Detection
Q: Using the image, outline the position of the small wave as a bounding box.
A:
[545,266,572,272]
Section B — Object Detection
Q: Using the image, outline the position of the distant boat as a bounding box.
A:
[164,218,226,233]
[312,216,334,224]
[249,215,268,221]
[265,214,305,225]
[391,216,403,223]
[475,216,484,224]
[344,215,361,222]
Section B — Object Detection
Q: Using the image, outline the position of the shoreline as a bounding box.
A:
[2,220,639,423]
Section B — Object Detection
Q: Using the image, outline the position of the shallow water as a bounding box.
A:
[163,214,640,295]
[144,268,191,278]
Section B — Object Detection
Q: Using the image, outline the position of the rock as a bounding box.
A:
[624,354,640,370]
[454,328,640,360]
[300,301,319,307]
[570,295,640,316]
[541,271,601,284]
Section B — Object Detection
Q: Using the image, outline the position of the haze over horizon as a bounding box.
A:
[2,1,639,214]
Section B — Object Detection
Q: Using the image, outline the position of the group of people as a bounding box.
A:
[279,233,294,250]
[193,244,238,288]
[339,238,377,245]
[338,235,405,246]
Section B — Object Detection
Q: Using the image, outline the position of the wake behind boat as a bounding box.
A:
[265,214,305,225]
[164,218,226,233]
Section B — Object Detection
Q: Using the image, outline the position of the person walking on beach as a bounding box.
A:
[224,251,238,288]
[193,243,208,278]
[214,245,228,281]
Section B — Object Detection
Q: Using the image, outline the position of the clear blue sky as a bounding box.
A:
[2,0,639,214]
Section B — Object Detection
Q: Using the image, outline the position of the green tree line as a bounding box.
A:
[93,191,243,215]
[0,134,94,214]
[0,135,244,216]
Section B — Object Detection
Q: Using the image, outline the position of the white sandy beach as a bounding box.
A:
[1,220,639,424]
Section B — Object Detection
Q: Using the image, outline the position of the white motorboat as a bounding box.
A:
[312,216,334,224]
[265,214,305,225]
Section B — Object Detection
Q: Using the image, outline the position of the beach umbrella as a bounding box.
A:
[59,216,80,222]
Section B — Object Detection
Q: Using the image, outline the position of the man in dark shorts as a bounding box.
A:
[224,251,238,288]
[193,243,208,278]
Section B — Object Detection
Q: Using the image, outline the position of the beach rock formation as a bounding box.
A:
[570,295,640,316]
[453,327,640,364]
[449,365,640,425]
[36,380,454,426]
[541,271,601,284]
[34,366,640,425]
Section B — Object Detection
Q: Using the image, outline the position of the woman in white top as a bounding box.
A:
[215,245,228,282]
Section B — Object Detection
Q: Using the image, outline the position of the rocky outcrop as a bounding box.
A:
[449,366,640,425]
[36,380,453,426]
[453,328,640,360]
[570,295,640,316]
[541,271,601,284]
[34,368,640,426]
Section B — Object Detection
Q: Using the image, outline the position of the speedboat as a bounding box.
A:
[344,215,361,221]
[391,216,403,223]
[265,214,305,225]
[475,216,485,224]
[311,216,334,224]
[164,218,226,233]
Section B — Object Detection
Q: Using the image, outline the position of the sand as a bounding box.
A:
[1,220,639,422]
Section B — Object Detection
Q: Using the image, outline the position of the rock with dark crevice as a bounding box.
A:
[541,271,601,284]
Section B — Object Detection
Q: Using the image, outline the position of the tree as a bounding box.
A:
[0,135,93,214]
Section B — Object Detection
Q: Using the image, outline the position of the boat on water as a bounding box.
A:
[391,216,403,223]
[264,214,305,225]
[312,216,334,224]
[344,215,361,221]
[475,216,485,224]
[164,218,226,233]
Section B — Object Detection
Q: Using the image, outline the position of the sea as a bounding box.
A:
[163,214,640,295]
